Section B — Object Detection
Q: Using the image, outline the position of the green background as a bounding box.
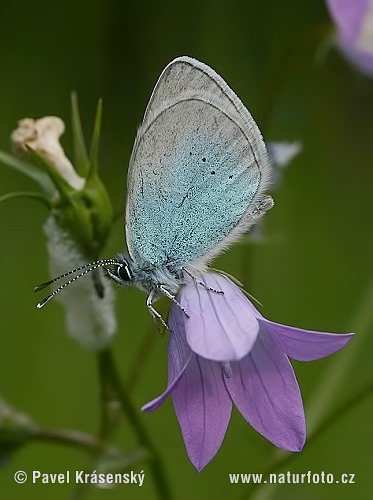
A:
[0,0,372,498]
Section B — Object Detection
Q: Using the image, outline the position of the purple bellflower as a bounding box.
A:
[143,272,354,471]
[327,0,373,76]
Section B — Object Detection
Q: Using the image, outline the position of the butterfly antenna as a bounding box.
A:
[35,260,117,309]
[34,259,117,292]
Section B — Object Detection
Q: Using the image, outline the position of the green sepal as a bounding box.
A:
[53,192,95,257]
[71,92,90,176]
[210,267,244,288]
[209,267,263,306]
[240,288,263,307]
[80,173,113,256]
[88,98,102,179]
[48,174,113,258]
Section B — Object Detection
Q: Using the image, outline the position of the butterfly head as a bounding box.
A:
[105,256,133,285]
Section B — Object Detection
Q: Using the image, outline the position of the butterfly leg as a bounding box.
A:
[157,285,190,318]
[146,289,170,332]
[182,267,224,294]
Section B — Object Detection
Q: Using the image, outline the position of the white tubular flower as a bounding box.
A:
[43,217,116,350]
[11,117,84,190]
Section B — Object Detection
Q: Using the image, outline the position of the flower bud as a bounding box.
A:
[6,99,116,349]
[10,109,113,258]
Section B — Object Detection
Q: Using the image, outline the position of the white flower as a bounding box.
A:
[11,117,84,190]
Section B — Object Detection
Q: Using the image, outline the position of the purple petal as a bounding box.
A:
[225,326,305,452]
[337,35,373,76]
[262,318,354,362]
[327,0,373,76]
[327,0,369,43]
[172,354,232,471]
[142,314,192,412]
[179,273,259,361]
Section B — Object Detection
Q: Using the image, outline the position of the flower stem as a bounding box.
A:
[98,348,171,500]
[35,427,148,465]
[35,427,103,452]
[243,382,373,499]
[125,324,157,390]
[125,301,168,391]
[97,351,121,440]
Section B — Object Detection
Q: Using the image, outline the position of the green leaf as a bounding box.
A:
[71,92,90,176]
[0,150,54,195]
[0,191,51,208]
[88,98,102,179]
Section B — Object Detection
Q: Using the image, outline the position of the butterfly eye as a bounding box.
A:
[117,264,131,282]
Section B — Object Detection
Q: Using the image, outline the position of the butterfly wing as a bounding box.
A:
[125,56,271,269]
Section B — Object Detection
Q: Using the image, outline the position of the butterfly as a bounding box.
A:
[35,57,273,329]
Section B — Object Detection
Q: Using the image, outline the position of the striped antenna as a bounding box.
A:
[34,259,118,308]
[34,259,117,292]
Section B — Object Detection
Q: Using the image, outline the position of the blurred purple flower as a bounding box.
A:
[143,272,354,471]
[327,0,373,76]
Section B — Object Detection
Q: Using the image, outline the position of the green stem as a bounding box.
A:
[34,427,148,465]
[99,348,171,500]
[243,382,373,499]
[97,352,117,440]
[35,427,103,452]
[125,300,168,391]
[125,324,157,390]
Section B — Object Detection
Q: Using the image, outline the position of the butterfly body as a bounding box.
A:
[115,253,184,295]
[35,56,273,328]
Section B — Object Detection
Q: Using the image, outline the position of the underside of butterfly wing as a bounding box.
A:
[125,57,272,271]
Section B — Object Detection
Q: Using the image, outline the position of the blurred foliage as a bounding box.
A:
[0,0,372,499]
